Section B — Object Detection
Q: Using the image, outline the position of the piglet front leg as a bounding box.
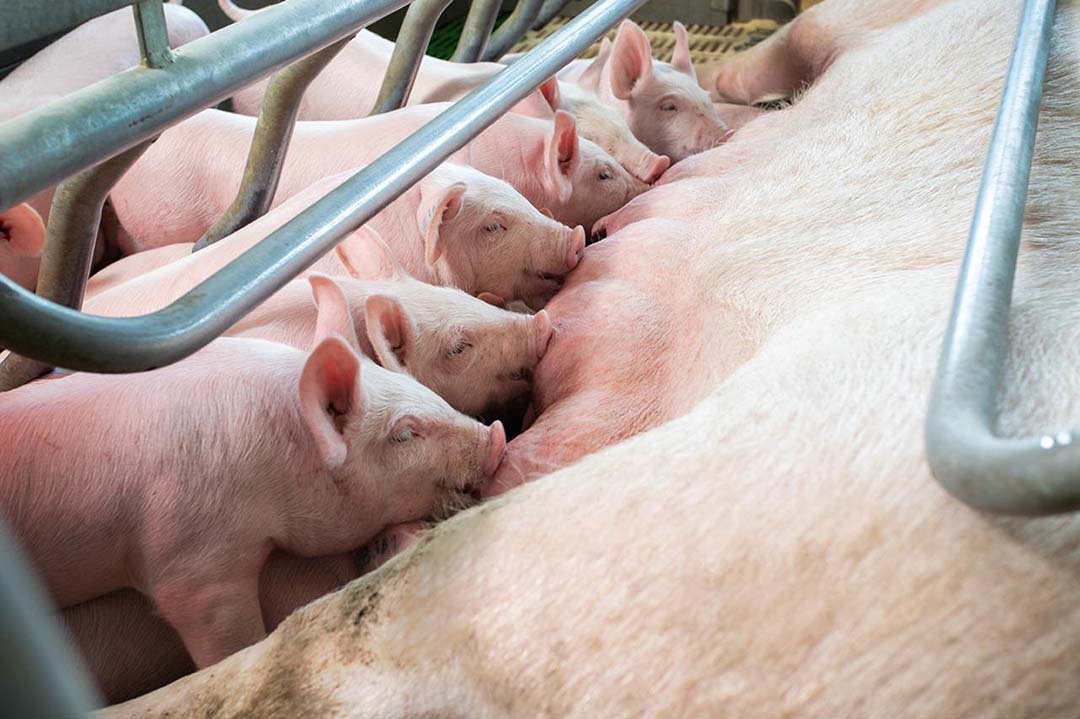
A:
[154,572,266,669]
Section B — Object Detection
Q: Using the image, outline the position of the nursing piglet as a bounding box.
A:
[111,105,644,249]
[575,20,730,161]
[101,166,585,310]
[229,264,553,418]
[0,294,505,668]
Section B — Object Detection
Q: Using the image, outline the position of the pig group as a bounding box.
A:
[0,0,748,705]
[66,0,1080,716]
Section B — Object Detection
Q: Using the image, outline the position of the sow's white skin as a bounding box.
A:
[0,4,208,224]
[110,103,645,248]
[1,291,506,670]
[103,0,1080,715]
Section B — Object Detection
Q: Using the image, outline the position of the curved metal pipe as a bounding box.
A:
[0,0,647,374]
[192,35,352,251]
[370,0,453,114]
[925,0,1071,515]
[483,0,544,61]
[450,0,502,62]
[0,142,150,391]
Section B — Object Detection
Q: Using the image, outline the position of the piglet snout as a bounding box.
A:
[531,309,553,360]
[482,420,507,478]
[566,226,586,271]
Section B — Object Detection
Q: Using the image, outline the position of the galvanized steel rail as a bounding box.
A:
[451,0,503,61]
[483,0,546,60]
[925,0,1073,515]
[371,0,455,113]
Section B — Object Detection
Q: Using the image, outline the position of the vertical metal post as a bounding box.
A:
[451,0,503,62]
[0,520,102,717]
[483,0,545,60]
[370,0,454,114]
[0,142,151,391]
[192,35,353,251]
[531,0,573,31]
[132,0,175,68]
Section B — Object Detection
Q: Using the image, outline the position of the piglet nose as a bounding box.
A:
[482,420,507,477]
[640,154,671,184]
[531,309,553,360]
[566,226,586,271]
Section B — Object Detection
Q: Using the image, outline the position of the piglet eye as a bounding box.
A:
[660,101,677,112]
[483,222,503,233]
[598,169,613,181]
[447,339,471,357]
[390,429,414,444]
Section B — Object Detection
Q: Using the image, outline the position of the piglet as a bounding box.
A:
[0,287,505,668]
[227,241,553,417]
[0,203,45,291]
[577,20,730,162]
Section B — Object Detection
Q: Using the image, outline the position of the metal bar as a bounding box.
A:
[0,143,151,392]
[451,0,503,62]
[192,36,353,251]
[532,0,573,31]
[0,519,102,717]
[370,0,454,114]
[0,0,646,374]
[133,0,175,68]
[925,0,1071,515]
[483,0,545,61]
[0,0,137,54]
[0,0,412,213]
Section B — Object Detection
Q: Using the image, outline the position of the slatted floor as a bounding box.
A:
[508,16,779,63]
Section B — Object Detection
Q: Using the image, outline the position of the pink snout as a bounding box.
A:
[531,309,553,360]
[566,226,586,271]
[482,420,507,477]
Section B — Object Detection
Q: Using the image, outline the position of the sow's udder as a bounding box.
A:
[484,225,707,497]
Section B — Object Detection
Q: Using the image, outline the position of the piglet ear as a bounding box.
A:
[477,292,507,308]
[1,203,45,256]
[363,294,415,374]
[538,77,560,111]
[309,274,361,352]
[578,37,612,92]
[299,335,363,470]
[609,20,653,100]
[510,80,557,119]
[335,225,404,281]
[543,111,579,206]
[416,180,467,267]
[671,21,697,82]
